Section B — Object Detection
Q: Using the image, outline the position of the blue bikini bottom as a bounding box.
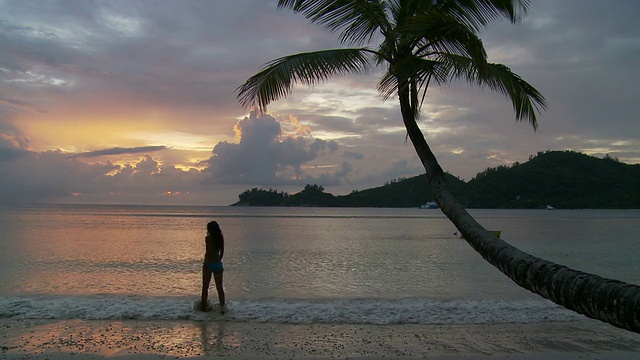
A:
[206,261,224,273]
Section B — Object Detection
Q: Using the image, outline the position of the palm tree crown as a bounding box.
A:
[238,0,546,128]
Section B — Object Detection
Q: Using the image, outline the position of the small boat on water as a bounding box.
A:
[420,201,438,209]
[546,205,554,210]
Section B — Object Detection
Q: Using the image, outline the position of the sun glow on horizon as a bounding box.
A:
[8,102,235,175]
[126,131,222,151]
[12,112,170,152]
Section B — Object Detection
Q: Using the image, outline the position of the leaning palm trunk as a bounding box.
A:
[399,90,640,333]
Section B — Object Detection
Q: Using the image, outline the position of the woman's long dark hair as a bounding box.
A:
[207,221,224,248]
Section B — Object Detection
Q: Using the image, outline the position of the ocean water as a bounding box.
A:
[0,204,638,325]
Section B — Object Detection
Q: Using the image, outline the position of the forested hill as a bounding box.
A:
[232,151,640,209]
[460,150,640,209]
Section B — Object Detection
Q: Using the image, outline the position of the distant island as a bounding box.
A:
[232,150,640,209]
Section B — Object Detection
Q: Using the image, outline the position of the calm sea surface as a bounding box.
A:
[0,204,638,324]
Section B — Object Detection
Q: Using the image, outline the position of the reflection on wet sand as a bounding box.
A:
[3,318,640,359]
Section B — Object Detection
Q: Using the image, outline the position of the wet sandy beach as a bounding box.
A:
[2,319,640,359]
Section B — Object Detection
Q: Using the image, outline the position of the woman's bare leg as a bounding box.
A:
[213,271,225,310]
[200,265,212,311]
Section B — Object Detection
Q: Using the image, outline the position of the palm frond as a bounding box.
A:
[481,62,546,129]
[237,48,375,111]
[402,9,488,67]
[439,0,530,30]
[378,57,448,104]
[278,0,390,45]
[439,54,546,129]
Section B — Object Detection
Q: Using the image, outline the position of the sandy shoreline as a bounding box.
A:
[2,319,640,359]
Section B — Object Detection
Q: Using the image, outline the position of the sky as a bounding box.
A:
[1,0,638,206]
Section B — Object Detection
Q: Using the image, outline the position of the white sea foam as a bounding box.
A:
[0,295,582,324]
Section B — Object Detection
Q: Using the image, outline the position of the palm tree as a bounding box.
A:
[238,0,640,332]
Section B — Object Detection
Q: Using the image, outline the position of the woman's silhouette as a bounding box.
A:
[200,221,225,313]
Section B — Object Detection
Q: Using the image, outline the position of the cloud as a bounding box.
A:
[134,154,159,174]
[203,110,341,186]
[0,145,29,162]
[334,161,353,179]
[342,151,364,160]
[0,96,48,114]
[0,109,361,204]
[0,150,117,203]
[71,145,167,158]
[0,0,338,120]
[0,149,218,204]
[0,132,30,161]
